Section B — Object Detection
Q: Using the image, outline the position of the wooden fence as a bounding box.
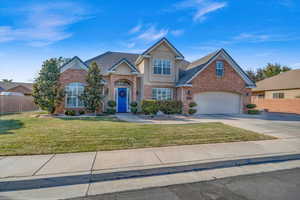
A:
[252,98,300,114]
[0,95,38,114]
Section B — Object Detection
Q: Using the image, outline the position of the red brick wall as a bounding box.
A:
[182,59,251,113]
[252,98,300,114]
[55,69,87,114]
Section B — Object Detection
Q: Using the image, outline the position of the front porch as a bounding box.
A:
[106,75,139,113]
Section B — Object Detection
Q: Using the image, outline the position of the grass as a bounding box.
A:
[0,112,276,156]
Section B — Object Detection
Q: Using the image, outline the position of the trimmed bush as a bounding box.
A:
[189,102,197,108]
[107,108,116,115]
[248,109,260,114]
[157,100,182,114]
[131,107,138,114]
[79,110,85,115]
[130,101,138,107]
[107,100,116,107]
[188,109,197,115]
[246,104,257,109]
[141,100,182,115]
[141,100,159,115]
[65,110,76,116]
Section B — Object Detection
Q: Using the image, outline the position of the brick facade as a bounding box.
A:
[180,59,251,113]
[55,69,87,114]
[252,98,300,114]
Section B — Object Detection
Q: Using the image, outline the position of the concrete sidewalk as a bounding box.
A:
[1,138,300,179]
[1,138,300,199]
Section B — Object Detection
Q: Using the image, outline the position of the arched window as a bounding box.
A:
[65,82,85,108]
[115,80,131,87]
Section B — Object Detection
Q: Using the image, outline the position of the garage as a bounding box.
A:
[194,92,241,114]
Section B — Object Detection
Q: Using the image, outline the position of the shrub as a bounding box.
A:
[79,110,85,115]
[141,100,182,115]
[131,107,138,114]
[141,100,159,115]
[188,109,197,115]
[107,108,116,115]
[189,102,197,108]
[130,101,138,107]
[65,110,76,116]
[157,100,182,114]
[248,109,260,114]
[107,100,116,108]
[246,104,257,109]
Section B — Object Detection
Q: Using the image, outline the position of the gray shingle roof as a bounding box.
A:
[85,51,140,74]
[177,50,221,86]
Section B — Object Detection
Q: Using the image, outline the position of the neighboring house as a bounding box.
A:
[252,69,300,99]
[0,82,33,96]
[56,37,255,114]
[252,69,300,114]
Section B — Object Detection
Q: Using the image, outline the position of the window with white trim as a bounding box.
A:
[65,82,85,108]
[216,61,224,77]
[153,59,171,75]
[152,88,173,100]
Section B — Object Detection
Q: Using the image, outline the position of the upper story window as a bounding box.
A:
[273,93,284,99]
[152,88,173,100]
[216,61,224,77]
[65,82,85,108]
[153,59,171,75]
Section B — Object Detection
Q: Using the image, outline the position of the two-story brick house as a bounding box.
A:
[56,37,255,114]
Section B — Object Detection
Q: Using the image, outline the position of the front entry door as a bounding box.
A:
[117,88,128,113]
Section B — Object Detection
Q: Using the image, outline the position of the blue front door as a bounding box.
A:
[117,88,127,113]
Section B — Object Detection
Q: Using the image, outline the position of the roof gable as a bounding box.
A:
[136,37,184,64]
[85,52,140,75]
[177,49,255,87]
[108,58,139,74]
[60,56,89,73]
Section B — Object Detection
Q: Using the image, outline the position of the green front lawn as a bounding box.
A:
[0,112,275,156]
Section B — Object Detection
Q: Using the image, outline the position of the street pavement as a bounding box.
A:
[71,167,300,200]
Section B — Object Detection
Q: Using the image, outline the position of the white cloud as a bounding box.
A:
[0,2,91,46]
[137,25,168,42]
[232,33,299,43]
[171,29,185,36]
[174,0,227,22]
[129,24,143,34]
[291,63,300,68]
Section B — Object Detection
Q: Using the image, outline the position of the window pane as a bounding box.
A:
[216,61,224,77]
[153,59,162,74]
[65,82,85,108]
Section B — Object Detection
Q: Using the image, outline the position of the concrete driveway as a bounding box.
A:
[195,113,300,139]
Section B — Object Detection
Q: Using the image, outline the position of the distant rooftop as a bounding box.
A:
[253,69,300,91]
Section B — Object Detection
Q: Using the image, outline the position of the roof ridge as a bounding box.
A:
[84,51,112,63]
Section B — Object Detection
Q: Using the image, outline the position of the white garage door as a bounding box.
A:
[194,92,241,114]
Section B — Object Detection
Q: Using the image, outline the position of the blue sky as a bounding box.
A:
[0,0,300,82]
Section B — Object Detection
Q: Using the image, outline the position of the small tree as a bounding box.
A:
[2,79,13,83]
[33,58,65,114]
[81,62,104,113]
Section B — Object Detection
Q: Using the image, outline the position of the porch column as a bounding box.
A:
[132,76,137,101]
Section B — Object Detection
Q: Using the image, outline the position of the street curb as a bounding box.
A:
[91,153,300,182]
[1,153,300,192]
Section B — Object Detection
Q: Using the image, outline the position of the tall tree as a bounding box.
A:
[245,70,256,82]
[81,62,104,113]
[32,58,66,114]
[246,63,291,82]
[2,79,13,83]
